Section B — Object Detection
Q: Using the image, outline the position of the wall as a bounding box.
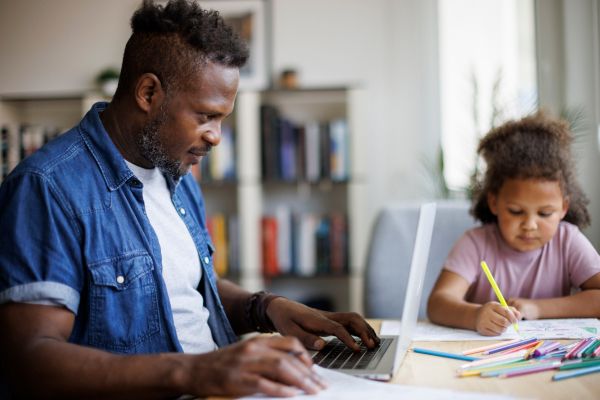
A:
[536,0,600,248]
[0,0,137,96]
[1,0,597,252]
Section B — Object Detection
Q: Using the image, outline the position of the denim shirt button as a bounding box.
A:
[116,275,125,284]
[179,207,186,215]
[204,256,210,265]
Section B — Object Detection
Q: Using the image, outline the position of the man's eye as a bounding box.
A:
[539,211,553,218]
[508,209,522,215]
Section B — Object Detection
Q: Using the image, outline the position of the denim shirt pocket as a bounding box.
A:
[87,252,160,353]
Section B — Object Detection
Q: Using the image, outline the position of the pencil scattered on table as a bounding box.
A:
[446,337,600,382]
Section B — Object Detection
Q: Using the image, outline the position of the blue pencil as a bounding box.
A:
[412,347,479,362]
[552,364,600,381]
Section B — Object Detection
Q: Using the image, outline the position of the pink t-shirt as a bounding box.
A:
[444,221,600,304]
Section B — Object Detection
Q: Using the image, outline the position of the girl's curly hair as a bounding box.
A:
[470,112,591,228]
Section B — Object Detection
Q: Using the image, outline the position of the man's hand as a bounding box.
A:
[475,301,522,336]
[265,297,380,351]
[185,335,326,398]
[507,297,540,320]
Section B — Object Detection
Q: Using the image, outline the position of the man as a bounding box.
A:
[0,0,379,398]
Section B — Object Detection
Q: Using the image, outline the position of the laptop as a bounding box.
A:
[312,202,437,381]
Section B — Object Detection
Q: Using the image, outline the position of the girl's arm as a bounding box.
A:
[428,270,521,336]
[508,272,600,319]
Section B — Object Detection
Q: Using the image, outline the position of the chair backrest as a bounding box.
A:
[363,200,478,319]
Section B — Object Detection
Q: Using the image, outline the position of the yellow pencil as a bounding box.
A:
[480,261,520,334]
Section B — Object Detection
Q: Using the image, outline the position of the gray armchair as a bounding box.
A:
[363,200,478,319]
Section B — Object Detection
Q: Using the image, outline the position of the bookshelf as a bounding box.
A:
[0,88,368,314]
[0,93,105,183]
[201,88,367,312]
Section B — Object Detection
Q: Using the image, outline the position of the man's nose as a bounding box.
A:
[203,121,222,146]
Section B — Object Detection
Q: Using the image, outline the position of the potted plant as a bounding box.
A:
[95,67,120,97]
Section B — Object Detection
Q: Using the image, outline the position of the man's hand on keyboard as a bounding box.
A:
[265,297,380,351]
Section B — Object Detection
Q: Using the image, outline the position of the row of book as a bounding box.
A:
[193,124,236,182]
[206,213,240,278]
[262,210,349,278]
[1,124,62,181]
[261,105,350,183]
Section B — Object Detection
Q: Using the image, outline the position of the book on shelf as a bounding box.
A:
[227,215,240,278]
[329,118,349,181]
[261,211,349,278]
[206,213,240,279]
[261,216,279,277]
[194,124,236,183]
[206,213,228,278]
[260,104,350,183]
[260,104,280,181]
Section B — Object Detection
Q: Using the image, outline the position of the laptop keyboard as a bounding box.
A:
[312,337,392,370]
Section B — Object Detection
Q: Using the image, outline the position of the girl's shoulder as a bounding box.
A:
[463,223,499,243]
[554,220,587,245]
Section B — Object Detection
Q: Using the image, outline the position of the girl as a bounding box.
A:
[427,113,600,336]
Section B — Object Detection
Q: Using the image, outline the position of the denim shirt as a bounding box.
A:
[0,102,238,353]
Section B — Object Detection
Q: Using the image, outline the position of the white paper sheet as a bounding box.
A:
[380,319,600,341]
[241,365,517,400]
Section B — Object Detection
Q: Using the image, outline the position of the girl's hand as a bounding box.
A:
[507,297,539,320]
[475,301,522,336]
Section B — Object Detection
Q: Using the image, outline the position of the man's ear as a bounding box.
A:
[487,192,498,215]
[134,73,165,113]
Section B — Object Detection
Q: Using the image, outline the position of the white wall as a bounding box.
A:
[0,0,137,96]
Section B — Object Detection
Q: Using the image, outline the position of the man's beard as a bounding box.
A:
[137,110,186,180]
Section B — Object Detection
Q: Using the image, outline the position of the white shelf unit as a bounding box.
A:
[202,88,368,313]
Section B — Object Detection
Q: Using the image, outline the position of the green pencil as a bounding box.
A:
[559,358,600,371]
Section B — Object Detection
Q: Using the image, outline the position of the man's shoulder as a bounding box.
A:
[11,127,87,179]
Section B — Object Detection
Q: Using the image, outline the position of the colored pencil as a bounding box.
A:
[533,341,561,358]
[593,342,600,357]
[485,337,538,355]
[456,359,538,377]
[480,260,519,333]
[564,338,590,360]
[462,339,520,355]
[583,338,600,357]
[575,338,595,359]
[495,340,541,356]
[552,364,600,381]
[581,339,600,358]
[412,347,480,362]
[460,350,528,369]
[481,360,559,378]
[498,361,561,378]
[559,358,600,371]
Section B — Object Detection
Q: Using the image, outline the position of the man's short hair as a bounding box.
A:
[116,0,249,97]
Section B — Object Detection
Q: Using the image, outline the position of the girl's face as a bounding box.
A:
[487,178,569,252]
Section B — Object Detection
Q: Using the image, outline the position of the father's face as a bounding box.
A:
[139,61,239,179]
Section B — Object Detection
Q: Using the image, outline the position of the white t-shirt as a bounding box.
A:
[126,161,217,354]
